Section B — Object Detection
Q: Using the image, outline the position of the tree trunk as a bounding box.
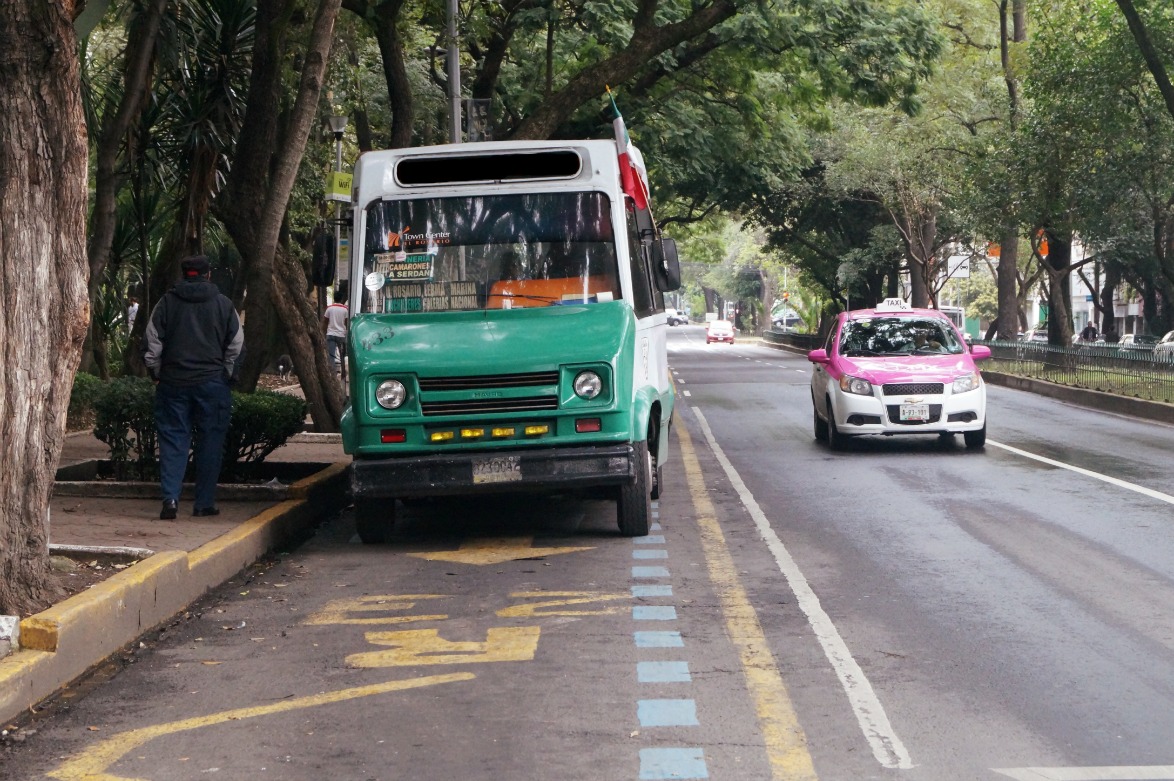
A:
[0,1,90,616]
[1100,266,1121,341]
[997,230,1019,339]
[365,0,414,148]
[273,246,345,429]
[239,0,341,391]
[1044,231,1073,345]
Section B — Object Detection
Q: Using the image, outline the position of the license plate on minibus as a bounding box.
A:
[900,403,930,421]
[472,456,522,484]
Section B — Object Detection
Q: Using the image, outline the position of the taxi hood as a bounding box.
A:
[839,354,977,383]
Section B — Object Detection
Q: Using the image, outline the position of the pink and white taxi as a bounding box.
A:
[807,299,992,449]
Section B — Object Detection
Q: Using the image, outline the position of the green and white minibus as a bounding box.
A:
[340,140,680,543]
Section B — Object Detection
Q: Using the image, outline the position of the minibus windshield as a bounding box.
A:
[359,192,621,314]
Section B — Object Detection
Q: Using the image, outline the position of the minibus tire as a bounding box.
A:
[649,421,663,501]
[618,440,652,537]
[355,499,397,544]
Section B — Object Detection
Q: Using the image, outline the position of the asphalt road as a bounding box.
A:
[5,324,1174,781]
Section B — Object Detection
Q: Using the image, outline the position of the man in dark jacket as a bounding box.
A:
[143,255,243,520]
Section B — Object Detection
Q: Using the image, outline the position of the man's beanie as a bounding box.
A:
[181,255,211,277]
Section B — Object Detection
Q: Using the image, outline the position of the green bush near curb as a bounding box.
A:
[84,376,307,481]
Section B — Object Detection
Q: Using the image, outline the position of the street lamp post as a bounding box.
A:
[327,115,348,295]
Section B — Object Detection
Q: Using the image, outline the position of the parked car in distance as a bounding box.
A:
[706,319,735,344]
[1155,330,1174,363]
[807,298,992,450]
[666,308,689,326]
[1119,333,1158,353]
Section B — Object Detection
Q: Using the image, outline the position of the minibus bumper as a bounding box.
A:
[350,443,637,499]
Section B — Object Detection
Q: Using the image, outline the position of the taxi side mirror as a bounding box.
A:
[808,349,830,364]
[970,344,992,360]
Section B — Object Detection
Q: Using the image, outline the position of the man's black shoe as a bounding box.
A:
[193,506,220,517]
[160,499,178,520]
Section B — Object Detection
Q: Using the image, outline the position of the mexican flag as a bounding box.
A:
[606,87,649,211]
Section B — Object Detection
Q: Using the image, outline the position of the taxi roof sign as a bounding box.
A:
[875,297,911,311]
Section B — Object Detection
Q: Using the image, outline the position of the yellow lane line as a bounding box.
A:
[676,419,819,781]
[47,673,474,781]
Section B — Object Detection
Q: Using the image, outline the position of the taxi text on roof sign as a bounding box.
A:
[876,298,911,312]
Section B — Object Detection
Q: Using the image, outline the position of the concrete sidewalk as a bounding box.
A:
[0,430,351,726]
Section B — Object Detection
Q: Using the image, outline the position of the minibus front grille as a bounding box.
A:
[421,396,560,416]
[419,372,560,391]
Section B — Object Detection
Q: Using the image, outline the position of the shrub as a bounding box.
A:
[92,377,159,480]
[220,390,308,480]
[91,379,308,482]
[68,372,104,431]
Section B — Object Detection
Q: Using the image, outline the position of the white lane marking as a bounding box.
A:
[693,408,914,770]
[994,766,1174,780]
[989,441,1174,506]
[683,390,691,397]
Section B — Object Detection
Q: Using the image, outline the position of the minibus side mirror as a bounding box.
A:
[652,237,682,292]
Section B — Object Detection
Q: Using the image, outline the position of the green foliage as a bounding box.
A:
[222,390,308,477]
[90,378,307,482]
[93,377,159,481]
[68,372,105,431]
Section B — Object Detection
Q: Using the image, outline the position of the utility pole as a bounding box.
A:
[447,0,461,143]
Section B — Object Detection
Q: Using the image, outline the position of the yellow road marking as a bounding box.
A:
[497,590,628,618]
[348,626,541,668]
[676,419,818,780]
[305,594,449,626]
[47,673,474,781]
[408,536,594,565]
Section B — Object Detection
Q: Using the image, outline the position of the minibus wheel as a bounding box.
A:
[649,420,664,501]
[355,499,397,544]
[617,439,652,537]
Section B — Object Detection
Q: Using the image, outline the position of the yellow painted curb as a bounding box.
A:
[0,458,351,727]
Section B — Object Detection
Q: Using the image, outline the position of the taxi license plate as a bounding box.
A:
[472,456,522,484]
[900,403,930,421]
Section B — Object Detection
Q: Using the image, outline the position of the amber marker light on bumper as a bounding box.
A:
[460,428,485,439]
[524,425,549,436]
[491,427,516,438]
[430,431,455,442]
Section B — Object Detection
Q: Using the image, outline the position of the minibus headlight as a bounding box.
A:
[375,379,407,409]
[573,371,603,399]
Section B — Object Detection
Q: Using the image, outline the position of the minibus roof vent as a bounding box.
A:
[396,150,583,186]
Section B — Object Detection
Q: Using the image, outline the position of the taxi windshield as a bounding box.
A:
[840,316,965,356]
[359,192,620,314]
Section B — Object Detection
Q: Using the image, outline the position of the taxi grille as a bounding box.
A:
[885,404,943,424]
[882,383,944,396]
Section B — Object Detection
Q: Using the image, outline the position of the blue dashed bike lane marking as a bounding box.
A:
[631,504,710,780]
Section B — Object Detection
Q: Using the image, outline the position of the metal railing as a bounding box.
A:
[981,340,1174,404]
[762,330,1174,405]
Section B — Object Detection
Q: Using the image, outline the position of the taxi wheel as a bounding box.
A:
[964,424,987,449]
[813,408,828,441]
[826,401,846,451]
[618,439,652,537]
[355,499,397,544]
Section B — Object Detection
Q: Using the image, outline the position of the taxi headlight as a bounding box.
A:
[839,374,873,396]
[952,373,981,394]
[375,379,407,409]
[574,370,603,399]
